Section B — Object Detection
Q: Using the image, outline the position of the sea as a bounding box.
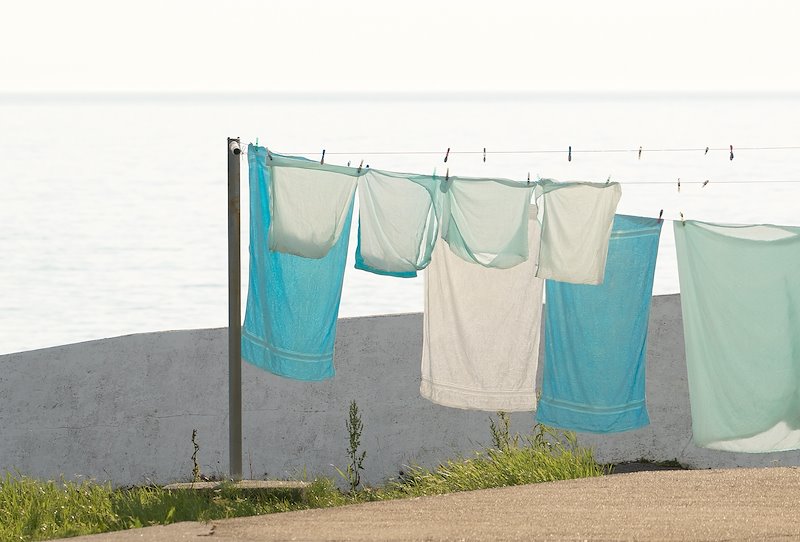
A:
[2,91,799,354]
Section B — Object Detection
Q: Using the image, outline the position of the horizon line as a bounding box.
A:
[2,89,800,103]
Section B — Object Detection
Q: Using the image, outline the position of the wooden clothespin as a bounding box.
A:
[527,172,531,186]
[680,212,686,224]
[638,146,642,160]
[483,147,487,163]
[704,146,709,156]
[445,168,449,182]
[729,145,734,161]
[677,178,681,192]
[444,148,450,163]
[606,176,611,185]
[658,209,663,222]
[702,179,710,187]
[320,149,326,165]
[347,160,351,167]
[568,145,572,162]
[357,160,364,174]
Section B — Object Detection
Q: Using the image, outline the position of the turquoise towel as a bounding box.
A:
[242,145,354,381]
[537,215,662,433]
[675,220,800,452]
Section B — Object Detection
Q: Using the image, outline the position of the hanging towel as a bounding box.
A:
[242,145,353,381]
[675,220,800,452]
[266,150,358,259]
[537,215,662,433]
[441,176,534,268]
[355,169,441,277]
[535,179,622,284]
[420,204,544,411]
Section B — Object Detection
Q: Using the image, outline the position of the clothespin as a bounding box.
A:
[677,178,681,192]
[255,137,259,146]
[638,146,642,160]
[704,146,709,156]
[702,179,710,187]
[527,172,531,186]
[445,168,449,181]
[568,146,572,162]
[320,149,326,165]
[267,149,273,160]
[357,160,364,174]
[444,147,450,163]
[680,211,686,225]
[606,176,611,185]
[483,147,486,163]
[729,145,734,161]
[347,160,351,167]
[658,209,663,222]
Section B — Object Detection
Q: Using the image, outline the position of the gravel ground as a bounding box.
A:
[63,466,800,541]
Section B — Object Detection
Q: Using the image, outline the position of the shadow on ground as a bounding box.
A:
[610,460,688,474]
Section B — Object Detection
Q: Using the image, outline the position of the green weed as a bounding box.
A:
[334,400,366,494]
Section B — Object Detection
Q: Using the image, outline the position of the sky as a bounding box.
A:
[1,0,800,93]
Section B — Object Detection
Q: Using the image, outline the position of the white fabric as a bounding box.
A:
[535,180,621,285]
[267,154,358,259]
[420,204,543,411]
[357,169,440,274]
[441,177,534,268]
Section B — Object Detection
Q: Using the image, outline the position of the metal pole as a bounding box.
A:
[227,137,242,480]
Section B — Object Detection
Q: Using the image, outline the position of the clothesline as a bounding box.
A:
[607,179,800,184]
[257,145,800,156]
[241,144,800,185]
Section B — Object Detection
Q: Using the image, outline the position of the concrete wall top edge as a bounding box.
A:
[2,293,682,357]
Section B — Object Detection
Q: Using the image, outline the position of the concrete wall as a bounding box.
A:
[1,294,798,486]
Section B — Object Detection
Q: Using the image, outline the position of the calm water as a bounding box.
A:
[2,92,799,354]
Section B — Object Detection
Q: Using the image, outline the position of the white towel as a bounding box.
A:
[535,180,621,285]
[267,152,358,259]
[420,204,543,411]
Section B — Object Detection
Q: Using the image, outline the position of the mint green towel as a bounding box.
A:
[675,220,800,452]
[440,176,534,269]
[356,169,441,277]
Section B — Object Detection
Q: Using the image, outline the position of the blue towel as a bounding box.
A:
[536,214,662,433]
[242,145,354,381]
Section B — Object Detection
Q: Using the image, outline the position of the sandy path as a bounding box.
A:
[63,467,800,541]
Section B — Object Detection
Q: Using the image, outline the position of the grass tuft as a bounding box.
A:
[0,473,119,541]
[0,474,330,541]
[381,423,607,498]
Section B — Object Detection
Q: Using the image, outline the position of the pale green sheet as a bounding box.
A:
[675,220,800,452]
